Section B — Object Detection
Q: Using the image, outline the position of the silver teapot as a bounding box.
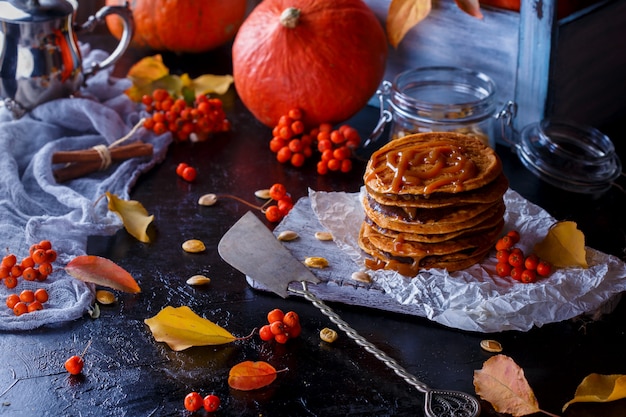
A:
[0,0,134,116]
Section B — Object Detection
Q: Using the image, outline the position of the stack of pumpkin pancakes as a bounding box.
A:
[358,131,508,276]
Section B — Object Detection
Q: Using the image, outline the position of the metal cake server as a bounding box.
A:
[218,211,480,417]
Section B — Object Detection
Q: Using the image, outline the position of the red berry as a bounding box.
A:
[265,205,283,223]
[520,269,537,283]
[510,266,524,281]
[184,392,203,412]
[536,260,552,277]
[259,324,274,341]
[524,254,539,270]
[181,166,197,182]
[495,262,512,278]
[203,394,220,412]
[270,320,285,335]
[496,249,511,263]
[175,162,188,177]
[508,250,524,268]
[269,183,287,201]
[267,308,284,324]
[64,355,84,375]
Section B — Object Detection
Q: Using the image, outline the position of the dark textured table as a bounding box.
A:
[1,42,625,417]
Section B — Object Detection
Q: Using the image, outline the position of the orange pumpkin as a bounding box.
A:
[105,0,247,53]
[232,0,388,128]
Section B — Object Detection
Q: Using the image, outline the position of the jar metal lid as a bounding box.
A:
[516,119,622,194]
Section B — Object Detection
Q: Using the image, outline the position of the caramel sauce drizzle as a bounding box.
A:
[366,141,478,194]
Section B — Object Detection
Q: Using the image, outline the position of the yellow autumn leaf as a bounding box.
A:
[144,306,236,351]
[563,374,626,411]
[534,221,588,268]
[126,54,170,88]
[387,0,431,48]
[190,74,234,96]
[105,192,154,243]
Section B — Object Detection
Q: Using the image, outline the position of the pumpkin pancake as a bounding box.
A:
[365,202,505,243]
[363,194,505,235]
[358,226,494,275]
[366,172,509,209]
[360,220,503,259]
[364,132,502,196]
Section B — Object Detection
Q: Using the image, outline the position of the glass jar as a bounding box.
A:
[370,66,498,149]
[514,119,622,194]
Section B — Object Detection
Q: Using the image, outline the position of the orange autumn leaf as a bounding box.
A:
[455,0,483,18]
[65,255,141,293]
[563,374,626,411]
[386,0,483,47]
[228,361,280,391]
[387,0,431,48]
[473,355,559,417]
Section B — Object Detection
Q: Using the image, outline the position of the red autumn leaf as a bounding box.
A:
[228,361,280,391]
[65,255,141,293]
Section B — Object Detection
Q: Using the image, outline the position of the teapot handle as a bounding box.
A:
[79,2,135,77]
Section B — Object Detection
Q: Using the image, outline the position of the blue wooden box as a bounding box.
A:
[365,0,626,143]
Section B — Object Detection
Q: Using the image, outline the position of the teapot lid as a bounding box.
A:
[0,0,73,22]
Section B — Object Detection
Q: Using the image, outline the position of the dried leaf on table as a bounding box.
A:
[228,361,280,391]
[144,306,237,351]
[386,0,431,48]
[473,354,559,417]
[563,374,626,411]
[106,192,154,243]
[534,221,588,268]
[65,255,141,293]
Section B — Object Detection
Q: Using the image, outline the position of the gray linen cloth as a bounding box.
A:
[0,47,172,330]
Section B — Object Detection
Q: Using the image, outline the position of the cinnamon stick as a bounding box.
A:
[53,143,154,182]
[52,142,153,164]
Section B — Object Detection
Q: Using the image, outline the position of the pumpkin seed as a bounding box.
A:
[480,339,503,353]
[314,231,333,241]
[320,327,338,343]
[255,189,271,199]
[304,256,329,268]
[182,239,206,253]
[277,230,299,241]
[198,193,218,206]
[186,275,211,286]
[351,271,372,283]
[96,290,116,305]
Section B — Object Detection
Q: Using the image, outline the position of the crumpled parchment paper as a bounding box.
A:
[269,187,626,333]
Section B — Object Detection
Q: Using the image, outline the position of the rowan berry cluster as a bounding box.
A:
[175,162,197,182]
[2,240,56,316]
[263,183,293,223]
[141,89,230,142]
[495,230,552,283]
[6,288,49,316]
[268,108,361,174]
[184,391,220,413]
[1,240,56,289]
[259,309,301,344]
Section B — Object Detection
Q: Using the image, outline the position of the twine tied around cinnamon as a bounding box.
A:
[52,118,154,182]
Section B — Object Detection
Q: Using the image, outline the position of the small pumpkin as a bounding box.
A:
[105,0,248,53]
[232,0,388,128]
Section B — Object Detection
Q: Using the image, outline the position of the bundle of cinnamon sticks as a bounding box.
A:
[52,142,153,182]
